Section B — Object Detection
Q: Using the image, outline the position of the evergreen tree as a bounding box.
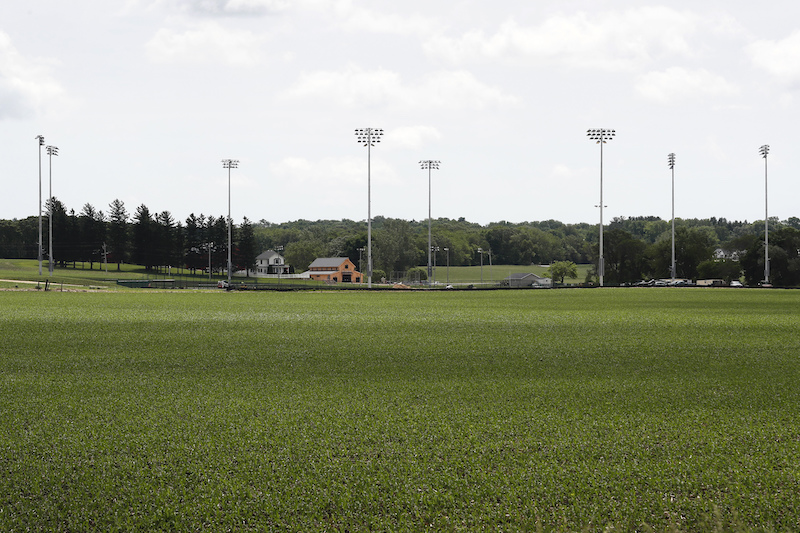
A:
[236,217,257,276]
[132,204,154,270]
[107,199,129,270]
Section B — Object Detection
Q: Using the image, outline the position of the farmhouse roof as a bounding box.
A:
[256,250,283,260]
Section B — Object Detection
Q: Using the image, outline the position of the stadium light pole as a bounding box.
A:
[587,129,615,286]
[46,145,59,275]
[431,245,440,284]
[420,160,440,281]
[222,159,238,284]
[443,247,450,284]
[357,247,365,282]
[668,153,676,282]
[356,128,383,288]
[478,247,484,283]
[35,135,45,276]
[760,144,770,284]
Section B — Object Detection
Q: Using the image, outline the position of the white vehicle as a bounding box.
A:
[730,280,744,288]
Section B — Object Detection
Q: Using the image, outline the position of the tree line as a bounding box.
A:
[0,199,256,276]
[2,200,799,286]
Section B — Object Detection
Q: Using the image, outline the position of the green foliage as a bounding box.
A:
[697,259,742,282]
[371,268,386,283]
[545,260,578,284]
[6,204,800,287]
[741,226,800,286]
[404,266,427,282]
[603,228,648,284]
[649,226,715,279]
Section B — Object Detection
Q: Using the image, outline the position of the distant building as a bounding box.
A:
[307,257,361,283]
[255,250,289,275]
[501,272,552,288]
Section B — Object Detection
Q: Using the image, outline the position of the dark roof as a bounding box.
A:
[308,257,350,269]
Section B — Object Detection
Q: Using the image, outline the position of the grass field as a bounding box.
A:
[1,288,799,531]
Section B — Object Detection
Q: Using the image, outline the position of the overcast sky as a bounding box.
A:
[1,1,798,226]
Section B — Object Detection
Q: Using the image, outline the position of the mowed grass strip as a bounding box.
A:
[1,289,799,531]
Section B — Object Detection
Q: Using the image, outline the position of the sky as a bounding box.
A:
[1,0,799,226]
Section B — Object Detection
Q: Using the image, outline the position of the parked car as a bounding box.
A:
[217,280,230,289]
[730,280,744,288]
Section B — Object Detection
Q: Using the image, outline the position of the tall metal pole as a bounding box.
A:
[432,246,439,284]
[668,153,676,281]
[760,145,770,284]
[356,128,383,288]
[222,159,238,284]
[36,135,44,276]
[587,129,615,286]
[420,160,440,281]
[478,247,483,283]
[47,145,59,275]
[444,247,449,284]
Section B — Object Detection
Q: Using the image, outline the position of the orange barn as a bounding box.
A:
[307,257,362,283]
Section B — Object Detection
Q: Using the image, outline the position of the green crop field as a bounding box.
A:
[1,288,799,531]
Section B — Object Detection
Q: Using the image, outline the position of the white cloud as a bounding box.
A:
[635,67,739,104]
[425,7,700,71]
[136,0,289,16]
[331,2,435,35]
[385,126,442,149]
[0,31,65,119]
[146,22,266,65]
[747,31,800,83]
[285,65,517,109]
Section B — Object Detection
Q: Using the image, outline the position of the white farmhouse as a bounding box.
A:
[255,250,290,276]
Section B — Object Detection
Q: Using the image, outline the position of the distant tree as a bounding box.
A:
[697,259,742,283]
[546,261,578,284]
[741,227,800,286]
[132,204,155,270]
[284,239,325,274]
[205,216,228,273]
[184,213,204,274]
[603,228,647,284]
[107,199,129,270]
[648,226,715,280]
[371,269,387,284]
[374,218,419,274]
[79,203,105,269]
[236,217,257,276]
[154,211,177,272]
[405,266,428,282]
